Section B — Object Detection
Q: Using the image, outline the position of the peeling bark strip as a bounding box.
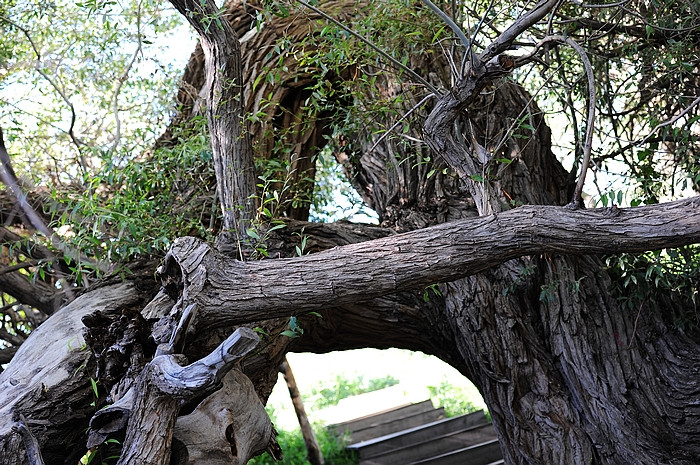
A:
[161,197,700,327]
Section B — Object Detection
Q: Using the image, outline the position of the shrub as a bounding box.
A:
[248,425,357,465]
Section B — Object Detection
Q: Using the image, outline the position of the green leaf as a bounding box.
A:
[90,378,99,399]
[253,326,269,337]
[280,330,300,338]
[246,228,260,240]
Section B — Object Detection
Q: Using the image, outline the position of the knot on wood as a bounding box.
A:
[498,54,516,71]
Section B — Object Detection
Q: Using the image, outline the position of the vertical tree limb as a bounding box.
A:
[280,358,324,465]
[168,0,258,248]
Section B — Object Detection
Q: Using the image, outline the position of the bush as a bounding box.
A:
[248,426,357,465]
[306,374,399,410]
[427,380,485,419]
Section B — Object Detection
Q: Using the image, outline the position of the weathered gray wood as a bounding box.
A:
[172,369,281,465]
[359,423,499,464]
[0,282,146,465]
[11,415,45,465]
[161,196,700,329]
[116,327,259,465]
[330,400,436,437]
[349,411,490,458]
[410,439,503,465]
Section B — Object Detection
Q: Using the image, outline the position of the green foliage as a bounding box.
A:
[79,438,120,465]
[305,374,400,410]
[427,380,484,418]
[50,116,217,269]
[280,316,304,339]
[0,0,186,183]
[247,425,357,465]
[605,246,700,332]
[423,283,442,302]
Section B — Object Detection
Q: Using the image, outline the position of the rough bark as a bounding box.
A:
[0,282,147,465]
[1,1,699,464]
[168,0,257,242]
[157,197,700,329]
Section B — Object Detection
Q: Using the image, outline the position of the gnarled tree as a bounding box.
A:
[0,0,699,464]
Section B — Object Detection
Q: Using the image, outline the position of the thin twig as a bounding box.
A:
[515,35,596,207]
[639,96,700,145]
[369,94,436,153]
[0,126,106,280]
[294,0,440,96]
[461,0,495,75]
[0,260,40,277]
[421,0,471,51]
[0,15,86,173]
[627,296,647,349]
[110,0,144,154]
[571,0,632,8]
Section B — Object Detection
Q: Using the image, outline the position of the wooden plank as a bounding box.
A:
[349,410,489,458]
[347,408,447,443]
[408,439,503,465]
[329,400,436,437]
[358,422,498,464]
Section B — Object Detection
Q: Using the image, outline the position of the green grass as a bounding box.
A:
[427,379,487,419]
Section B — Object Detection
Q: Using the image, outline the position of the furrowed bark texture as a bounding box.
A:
[159,197,700,329]
[1,1,699,464]
[168,0,257,239]
[155,2,700,461]
[158,0,362,220]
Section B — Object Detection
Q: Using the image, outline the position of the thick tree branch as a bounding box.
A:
[423,0,561,214]
[0,269,62,316]
[161,197,700,328]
